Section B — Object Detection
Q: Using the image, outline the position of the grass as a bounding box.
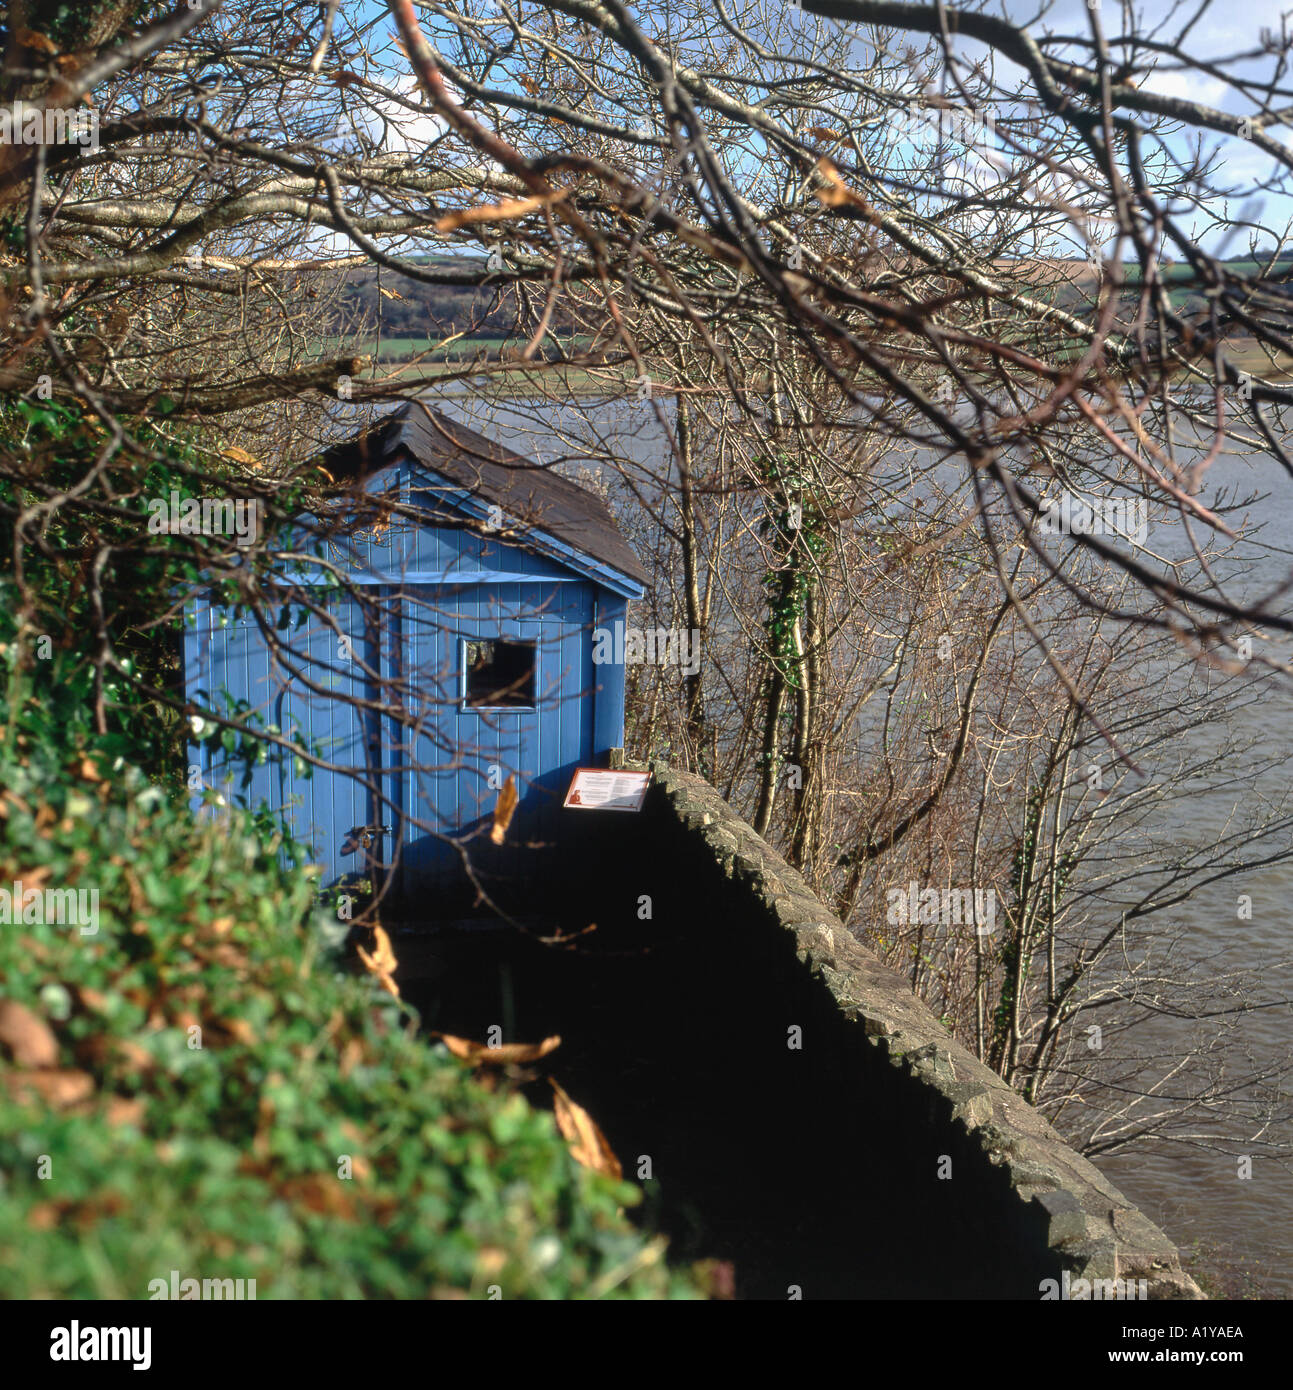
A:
[321,333,594,364]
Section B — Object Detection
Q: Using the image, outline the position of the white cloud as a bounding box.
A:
[1139,69,1227,108]
[324,80,449,156]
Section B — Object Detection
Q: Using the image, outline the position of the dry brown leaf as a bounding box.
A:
[339,1037,365,1077]
[4,1068,94,1108]
[109,1038,155,1073]
[489,775,518,846]
[436,1032,561,1065]
[26,1201,61,1230]
[17,29,59,55]
[356,924,400,998]
[280,1174,357,1218]
[378,287,406,300]
[355,928,394,973]
[372,972,400,999]
[550,1079,622,1178]
[218,1017,255,1046]
[9,864,51,893]
[434,190,567,234]
[74,985,110,1014]
[808,125,844,142]
[811,157,871,213]
[0,999,58,1068]
[103,1096,146,1128]
[78,756,100,782]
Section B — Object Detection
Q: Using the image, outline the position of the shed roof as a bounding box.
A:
[319,402,649,588]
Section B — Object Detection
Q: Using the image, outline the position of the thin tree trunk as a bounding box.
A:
[676,396,706,770]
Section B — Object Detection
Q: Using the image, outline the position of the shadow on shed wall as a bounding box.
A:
[396,782,1153,1299]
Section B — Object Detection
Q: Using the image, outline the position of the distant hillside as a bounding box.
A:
[322,257,581,359]
[320,254,1292,363]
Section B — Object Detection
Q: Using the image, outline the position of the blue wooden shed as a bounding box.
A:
[182,402,647,906]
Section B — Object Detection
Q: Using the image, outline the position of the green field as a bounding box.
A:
[323,333,594,363]
[368,335,504,361]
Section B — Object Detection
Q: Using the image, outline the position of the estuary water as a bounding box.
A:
[425,388,1292,1295]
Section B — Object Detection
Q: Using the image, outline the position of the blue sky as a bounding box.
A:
[323,2,1293,260]
[854,0,1293,254]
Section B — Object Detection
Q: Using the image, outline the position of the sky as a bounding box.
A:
[908,0,1293,252]
[324,1,1293,260]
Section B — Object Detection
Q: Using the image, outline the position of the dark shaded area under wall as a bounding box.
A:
[392,788,1061,1299]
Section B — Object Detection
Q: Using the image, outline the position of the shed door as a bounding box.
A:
[390,581,595,898]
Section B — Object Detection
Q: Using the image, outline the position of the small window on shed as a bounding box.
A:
[463,639,536,708]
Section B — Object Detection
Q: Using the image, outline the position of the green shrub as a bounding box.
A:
[0,607,698,1299]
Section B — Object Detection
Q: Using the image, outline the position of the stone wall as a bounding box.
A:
[636,760,1203,1299]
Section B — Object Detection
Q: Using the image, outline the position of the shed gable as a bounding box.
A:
[318,403,648,598]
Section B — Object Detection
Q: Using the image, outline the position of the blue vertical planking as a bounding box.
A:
[185,589,377,888]
[592,593,628,752]
[182,407,646,905]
